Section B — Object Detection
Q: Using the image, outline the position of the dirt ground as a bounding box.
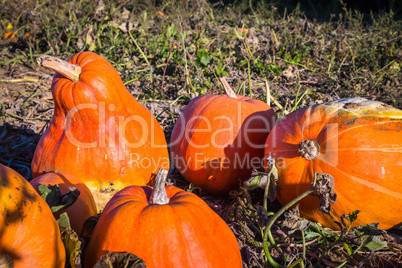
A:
[1,61,401,268]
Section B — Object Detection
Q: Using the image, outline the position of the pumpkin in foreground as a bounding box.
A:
[84,169,242,268]
[170,78,277,195]
[265,97,402,230]
[30,172,97,235]
[31,52,169,211]
[0,164,65,267]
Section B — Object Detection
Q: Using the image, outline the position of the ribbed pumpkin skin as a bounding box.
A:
[0,164,65,267]
[31,52,169,210]
[30,172,97,235]
[170,94,277,195]
[265,98,402,230]
[84,185,242,268]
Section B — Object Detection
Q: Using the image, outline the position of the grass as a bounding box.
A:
[0,0,401,267]
[1,0,401,111]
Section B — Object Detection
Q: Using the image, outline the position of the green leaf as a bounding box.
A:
[167,23,176,38]
[354,223,387,252]
[353,223,387,236]
[94,252,147,268]
[57,213,82,268]
[344,210,361,223]
[38,183,60,203]
[309,222,339,240]
[303,230,321,241]
[216,65,228,76]
[243,169,268,191]
[89,42,97,51]
[343,242,352,255]
[200,55,212,66]
[361,235,387,251]
[38,184,80,213]
[57,212,71,229]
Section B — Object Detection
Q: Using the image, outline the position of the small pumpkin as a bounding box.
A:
[170,78,277,195]
[0,164,65,267]
[31,52,169,211]
[30,172,97,235]
[84,169,242,267]
[265,98,402,230]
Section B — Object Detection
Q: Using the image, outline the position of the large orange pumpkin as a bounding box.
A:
[170,79,277,195]
[84,169,242,267]
[265,98,402,230]
[0,164,66,267]
[30,172,97,235]
[31,52,169,210]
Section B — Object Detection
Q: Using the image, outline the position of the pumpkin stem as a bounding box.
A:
[37,55,81,82]
[149,169,169,205]
[219,77,237,99]
[298,139,320,160]
[0,252,14,267]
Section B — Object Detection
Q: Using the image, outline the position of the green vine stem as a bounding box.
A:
[128,30,150,67]
[263,188,314,267]
[314,215,346,266]
[263,177,271,212]
[288,259,303,268]
[334,244,363,268]
[302,229,306,264]
[262,174,319,267]
[243,162,278,214]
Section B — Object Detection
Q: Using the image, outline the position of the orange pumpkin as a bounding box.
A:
[265,98,402,230]
[0,164,65,267]
[30,172,97,235]
[31,52,169,211]
[170,79,277,195]
[84,169,242,267]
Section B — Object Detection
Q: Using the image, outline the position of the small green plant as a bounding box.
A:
[241,159,388,267]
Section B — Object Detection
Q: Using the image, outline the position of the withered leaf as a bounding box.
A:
[94,252,146,268]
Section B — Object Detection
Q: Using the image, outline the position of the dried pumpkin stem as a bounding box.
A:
[298,139,320,160]
[37,55,81,82]
[0,252,14,267]
[149,169,169,205]
[219,77,237,99]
